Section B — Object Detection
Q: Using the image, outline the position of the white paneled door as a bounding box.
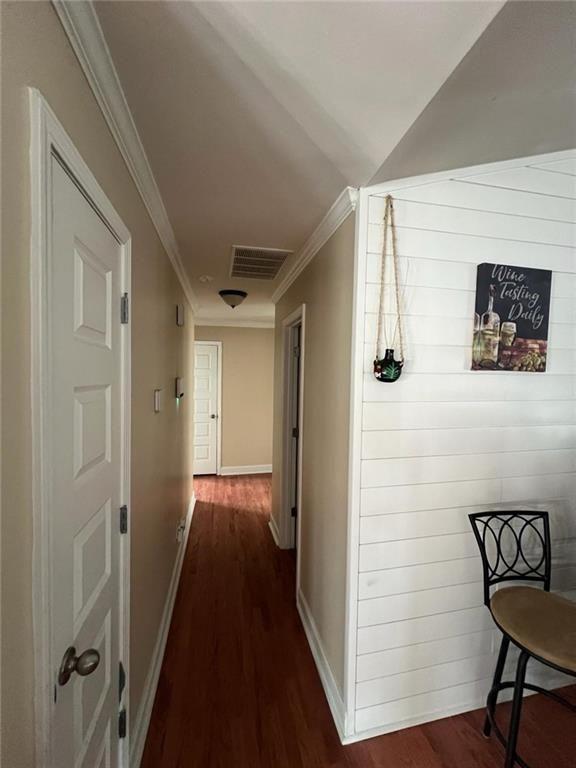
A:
[193,342,220,474]
[50,157,125,767]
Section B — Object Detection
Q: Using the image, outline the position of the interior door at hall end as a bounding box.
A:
[50,156,126,767]
[193,343,219,474]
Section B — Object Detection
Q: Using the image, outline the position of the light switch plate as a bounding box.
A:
[154,389,162,413]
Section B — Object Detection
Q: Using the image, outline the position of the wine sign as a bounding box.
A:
[471,262,552,372]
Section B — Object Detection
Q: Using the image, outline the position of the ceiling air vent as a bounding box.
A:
[230,245,292,280]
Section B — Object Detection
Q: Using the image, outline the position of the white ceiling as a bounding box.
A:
[94,0,503,323]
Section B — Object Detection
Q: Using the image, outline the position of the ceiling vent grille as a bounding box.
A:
[230,245,292,280]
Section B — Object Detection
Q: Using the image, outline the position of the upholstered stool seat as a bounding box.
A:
[491,586,576,673]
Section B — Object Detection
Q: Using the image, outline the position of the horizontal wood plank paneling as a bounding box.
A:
[359,557,576,602]
[357,606,493,655]
[365,314,576,349]
[363,343,575,374]
[355,678,493,733]
[363,371,575,401]
[356,654,496,709]
[532,158,576,176]
[462,166,576,199]
[358,500,576,543]
[359,558,482,599]
[362,425,576,460]
[361,450,576,488]
[366,255,576,296]
[364,284,575,323]
[357,583,484,627]
[353,153,576,738]
[368,180,576,223]
[366,226,576,273]
[363,401,576,431]
[361,474,576,517]
[359,536,479,573]
[356,631,495,682]
[389,199,576,247]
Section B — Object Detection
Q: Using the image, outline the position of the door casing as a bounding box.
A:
[29,89,132,767]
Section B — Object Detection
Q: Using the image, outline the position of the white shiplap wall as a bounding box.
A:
[350,152,576,739]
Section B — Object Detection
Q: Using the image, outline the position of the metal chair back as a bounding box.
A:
[468,511,551,606]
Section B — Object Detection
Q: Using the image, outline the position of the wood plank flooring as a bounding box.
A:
[142,474,576,768]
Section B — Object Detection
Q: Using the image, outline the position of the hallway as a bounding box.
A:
[142,476,576,768]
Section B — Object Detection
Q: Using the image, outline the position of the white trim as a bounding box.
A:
[130,494,196,768]
[296,590,346,743]
[219,464,272,476]
[342,188,369,740]
[51,0,198,314]
[194,341,222,476]
[272,187,358,303]
[278,305,306,557]
[268,518,281,547]
[195,318,275,329]
[365,148,576,197]
[29,89,132,767]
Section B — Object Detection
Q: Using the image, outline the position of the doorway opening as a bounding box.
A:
[280,306,306,581]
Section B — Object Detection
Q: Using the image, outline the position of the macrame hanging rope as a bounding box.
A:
[374,195,404,382]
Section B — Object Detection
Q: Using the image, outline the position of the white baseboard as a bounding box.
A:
[268,517,281,546]
[296,589,346,743]
[130,494,196,767]
[219,464,272,476]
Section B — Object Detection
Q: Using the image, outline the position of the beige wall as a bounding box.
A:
[271,214,355,695]
[1,3,194,766]
[195,326,274,468]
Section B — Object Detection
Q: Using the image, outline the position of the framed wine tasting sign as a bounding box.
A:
[472,262,552,372]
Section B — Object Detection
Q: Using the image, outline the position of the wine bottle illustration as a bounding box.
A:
[479,284,500,368]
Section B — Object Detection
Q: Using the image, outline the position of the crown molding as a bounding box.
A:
[52,0,199,313]
[194,318,275,329]
[271,186,358,304]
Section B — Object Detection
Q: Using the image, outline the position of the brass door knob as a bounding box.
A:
[58,646,100,686]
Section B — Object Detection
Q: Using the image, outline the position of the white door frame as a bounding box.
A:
[29,89,132,767]
[194,340,223,475]
[279,305,306,585]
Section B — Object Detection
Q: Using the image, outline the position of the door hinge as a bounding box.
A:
[119,505,128,534]
[118,707,127,739]
[292,427,299,439]
[119,661,126,702]
[291,506,297,518]
[293,346,301,358]
[120,293,129,324]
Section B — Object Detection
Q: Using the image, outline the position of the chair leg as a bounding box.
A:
[505,650,530,768]
[484,635,510,737]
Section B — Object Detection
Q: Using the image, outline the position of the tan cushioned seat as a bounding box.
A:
[490,586,576,673]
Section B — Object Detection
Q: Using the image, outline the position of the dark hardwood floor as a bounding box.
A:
[142,474,576,767]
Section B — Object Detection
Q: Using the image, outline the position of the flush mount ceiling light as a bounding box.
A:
[219,289,247,309]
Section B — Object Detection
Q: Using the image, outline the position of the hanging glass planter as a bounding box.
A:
[373,195,404,383]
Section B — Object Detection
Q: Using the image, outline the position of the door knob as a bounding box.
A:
[58,646,100,686]
[210,414,217,419]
